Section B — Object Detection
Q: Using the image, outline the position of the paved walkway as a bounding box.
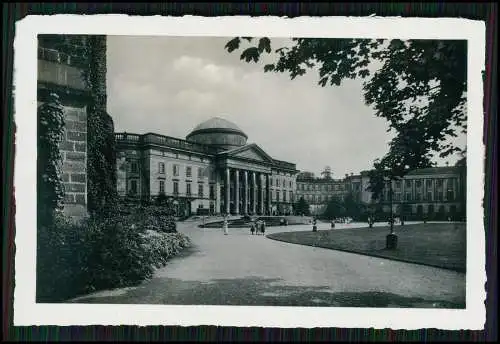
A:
[72,221,466,308]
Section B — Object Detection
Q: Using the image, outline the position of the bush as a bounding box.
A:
[36,208,190,302]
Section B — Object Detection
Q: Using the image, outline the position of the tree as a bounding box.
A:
[322,196,345,220]
[294,197,311,216]
[225,37,467,177]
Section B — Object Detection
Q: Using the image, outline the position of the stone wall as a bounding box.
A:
[37,34,100,219]
[59,106,88,217]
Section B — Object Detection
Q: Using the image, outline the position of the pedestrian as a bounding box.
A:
[260,221,266,235]
[312,218,317,232]
[223,215,229,235]
[331,219,335,229]
[250,222,255,235]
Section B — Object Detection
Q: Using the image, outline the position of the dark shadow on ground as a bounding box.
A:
[70,276,465,309]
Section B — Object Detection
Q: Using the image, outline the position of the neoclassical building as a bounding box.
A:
[296,166,465,220]
[115,117,298,216]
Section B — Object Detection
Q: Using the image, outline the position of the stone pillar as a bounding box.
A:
[252,172,257,214]
[225,167,230,215]
[215,173,221,215]
[267,175,272,215]
[260,174,265,215]
[235,169,240,215]
[243,170,248,215]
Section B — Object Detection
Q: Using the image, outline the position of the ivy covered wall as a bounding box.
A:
[37,34,116,222]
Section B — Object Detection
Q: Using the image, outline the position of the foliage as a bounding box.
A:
[37,93,65,228]
[36,207,190,302]
[81,35,118,216]
[322,196,346,220]
[294,196,311,216]
[225,37,467,201]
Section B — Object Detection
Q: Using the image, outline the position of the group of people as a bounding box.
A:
[250,220,266,235]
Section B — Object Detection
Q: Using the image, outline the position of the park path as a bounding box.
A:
[72,221,466,308]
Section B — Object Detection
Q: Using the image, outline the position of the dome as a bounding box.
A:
[186,117,248,150]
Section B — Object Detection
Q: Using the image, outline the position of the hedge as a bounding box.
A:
[36,208,190,302]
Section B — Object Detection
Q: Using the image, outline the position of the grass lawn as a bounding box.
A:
[267,223,466,272]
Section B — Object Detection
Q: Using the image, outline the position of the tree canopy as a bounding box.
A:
[294,196,311,216]
[224,37,467,200]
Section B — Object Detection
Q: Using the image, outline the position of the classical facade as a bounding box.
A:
[295,166,465,220]
[115,117,298,216]
[377,166,466,220]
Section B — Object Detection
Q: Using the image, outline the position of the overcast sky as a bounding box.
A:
[107,36,466,178]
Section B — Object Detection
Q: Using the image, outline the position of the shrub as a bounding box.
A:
[36,208,190,302]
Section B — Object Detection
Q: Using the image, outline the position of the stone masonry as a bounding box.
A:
[37,35,106,219]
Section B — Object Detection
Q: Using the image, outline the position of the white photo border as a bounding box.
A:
[13,15,486,329]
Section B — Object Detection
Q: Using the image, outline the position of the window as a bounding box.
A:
[131,162,138,173]
[270,178,273,186]
[426,179,433,188]
[415,180,422,188]
[173,181,179,195]
[395,181,402,189]
[276,191,280,202]
[198,167,203,178]
[277,179,280,187]
[173,164,179,176]
[209,185,215,199]
[198,184,203,197]
[437,191,443,201]
[415,193,421,201]
[130,180,138,194]
[159,180,165,194]
[405,192,412,201]
[289,181,292,188]
[405,180,412,188]
[446,190,454,201]
[283,192,287,202]
[158,162,165,174]
[186,183,191,196]
[427,191,433,201]
[186,166,192,178]
[394,193,401,201]
[290,191,293,202]
[437,179,443,188]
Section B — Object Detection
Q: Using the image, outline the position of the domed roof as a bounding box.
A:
[186,116,248,150]
[187,117,247,139]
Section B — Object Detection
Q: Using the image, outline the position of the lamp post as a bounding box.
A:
[386,178,398,249]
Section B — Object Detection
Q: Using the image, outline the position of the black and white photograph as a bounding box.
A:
[14,16,486,329]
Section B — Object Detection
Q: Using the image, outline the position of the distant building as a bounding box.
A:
[115,117,298,217]
[376,166,465,220]
[296,166,465,220]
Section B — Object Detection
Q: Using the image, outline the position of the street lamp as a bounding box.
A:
[386,178,398,249]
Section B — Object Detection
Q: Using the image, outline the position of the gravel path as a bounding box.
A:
[72,221,465,308]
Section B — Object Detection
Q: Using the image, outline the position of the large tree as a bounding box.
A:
[294,196,311,216]
[225,37,467,198]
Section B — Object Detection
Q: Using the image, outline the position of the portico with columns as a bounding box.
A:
[215,143,297,216]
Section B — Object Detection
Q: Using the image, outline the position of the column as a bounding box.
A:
[235,169,240,215]
[225,168,230,215]
[267,174,272,215]
[252,172,257,214]
[215,175,221,215]
[260,174,265,215]
[243,171,248,215]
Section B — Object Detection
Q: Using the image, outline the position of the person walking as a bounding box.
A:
[250,222,255,235]
[312,218,318,232]
[223,214,229,235]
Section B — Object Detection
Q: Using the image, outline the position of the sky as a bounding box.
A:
[106,36,466,178]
